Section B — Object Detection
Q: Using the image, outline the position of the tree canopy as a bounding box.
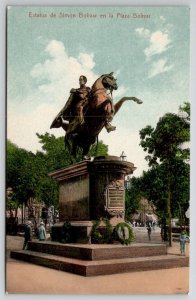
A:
[128,161,189,219]
[126,102,190,240]
[7,133,108,209]
[140,102,190,166]
[7,140,37,205]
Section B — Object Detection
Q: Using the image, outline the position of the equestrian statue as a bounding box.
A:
[50,72,142,159]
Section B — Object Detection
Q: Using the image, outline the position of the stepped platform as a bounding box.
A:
[10,241,189,276]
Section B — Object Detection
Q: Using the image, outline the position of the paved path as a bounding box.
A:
[6,235,189,295]
[133,226,162,243]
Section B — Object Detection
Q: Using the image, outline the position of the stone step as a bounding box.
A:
[27,241,167,260]
[10,250,189,277]
[135,237,162,242]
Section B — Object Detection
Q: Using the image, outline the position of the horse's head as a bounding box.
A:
[102,72,118,91]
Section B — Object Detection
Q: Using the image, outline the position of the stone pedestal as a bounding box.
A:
[49,156,136,242]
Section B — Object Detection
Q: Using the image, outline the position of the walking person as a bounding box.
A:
[147,225,152,241]
[152,221,156,230]
[179,230,189,255]
[37,221,47,241]
[23,221,32,250]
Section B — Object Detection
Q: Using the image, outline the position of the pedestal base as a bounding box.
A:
[51,221,93,244]
[49,156,136,223]
[11,242,189,276]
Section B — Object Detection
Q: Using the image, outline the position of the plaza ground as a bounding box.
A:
[5,234,189,295]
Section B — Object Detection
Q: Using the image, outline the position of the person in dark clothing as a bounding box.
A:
[147,225,152,241]
[23,221,32,250]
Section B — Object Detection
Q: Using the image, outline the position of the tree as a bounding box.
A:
[35,133,108,207]
[140,111,190,166]
[89,140,108,158]
[139,102,190,245]
[36,132,108,170]
[7,133,109,213]
[7,140,37,206]
[138,161,189,218]
[125,177,142,219]
[36,133,71,170]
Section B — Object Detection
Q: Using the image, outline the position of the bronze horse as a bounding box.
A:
[50,73,142,158]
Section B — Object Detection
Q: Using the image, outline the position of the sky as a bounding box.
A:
[7,6,190,176]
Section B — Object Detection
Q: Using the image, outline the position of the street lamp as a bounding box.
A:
[120,151,127,161]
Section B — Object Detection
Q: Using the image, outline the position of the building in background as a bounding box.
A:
[131,198,157,227]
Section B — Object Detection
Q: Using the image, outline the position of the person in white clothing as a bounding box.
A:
[38,222,47,241]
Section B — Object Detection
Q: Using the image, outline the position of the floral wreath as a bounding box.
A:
[91,218,113,244]
[114,222,135,245]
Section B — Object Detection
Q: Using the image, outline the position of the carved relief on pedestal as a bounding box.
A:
[104,180,125,217]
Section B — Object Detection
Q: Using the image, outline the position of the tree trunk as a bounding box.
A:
[167,189,172,247]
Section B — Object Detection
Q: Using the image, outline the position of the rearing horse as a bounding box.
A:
[50,72,142,158]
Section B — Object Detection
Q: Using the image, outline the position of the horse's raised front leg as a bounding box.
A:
[122,97,143,104]
[114,97,142,115]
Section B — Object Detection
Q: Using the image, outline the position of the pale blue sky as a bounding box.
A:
[7,6,190,175]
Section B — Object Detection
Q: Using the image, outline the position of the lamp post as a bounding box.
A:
[120,151,127,161]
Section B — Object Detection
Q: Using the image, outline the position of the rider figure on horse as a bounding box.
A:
[63,75,91,134]
[60,75,116,134]
[50,72,142,158]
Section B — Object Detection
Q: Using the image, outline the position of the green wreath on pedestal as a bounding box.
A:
[114,222,135,245]
[91,218,113,244]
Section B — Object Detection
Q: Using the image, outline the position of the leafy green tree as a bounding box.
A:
[89,140,108,158]
[36,133,71,170]
[140,112,190,166]
[139,102,190,245]
[36,133,108,169]
[7,132,109,212]
[6,190,19,218]
[7,140,37,206]
[137,162,189,219]
[35,133,108,207]
[125,177,142,219]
